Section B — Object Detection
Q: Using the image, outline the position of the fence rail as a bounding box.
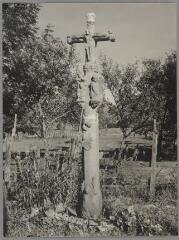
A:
[4,130,82,140]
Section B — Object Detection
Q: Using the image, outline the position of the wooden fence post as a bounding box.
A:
[4,114,17,235]
[149,119,158,200]
[38,102,46,138]
[4,114,17,189]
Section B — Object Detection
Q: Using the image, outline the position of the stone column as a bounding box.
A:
[81,13,102,219]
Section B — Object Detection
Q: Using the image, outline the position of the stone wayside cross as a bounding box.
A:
[67,13,115,219]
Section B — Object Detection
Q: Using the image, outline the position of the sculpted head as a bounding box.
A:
[86,13,96,23]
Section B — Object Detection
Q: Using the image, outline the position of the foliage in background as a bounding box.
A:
[3,4,176,149]
[17,26,80,135]
[3,4,81,135]
[3,3,40,131]
[99,52,177,156]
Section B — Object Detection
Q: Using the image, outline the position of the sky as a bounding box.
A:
[37,3,176,66]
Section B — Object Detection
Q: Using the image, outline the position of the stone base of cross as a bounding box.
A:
[67,13,115,219]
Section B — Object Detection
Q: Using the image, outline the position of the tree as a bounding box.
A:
[100,52,177,159]
[158,52,177,154]
[3,9,80,135]
[137,52,177,156]
[100,55,144,139]
[18,25,80,136]
[3,3,40,132]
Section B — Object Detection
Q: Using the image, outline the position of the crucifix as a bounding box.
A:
[67,13,115,219]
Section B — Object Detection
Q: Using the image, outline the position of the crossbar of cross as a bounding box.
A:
[67,32,115,45]
[67,13,115,47]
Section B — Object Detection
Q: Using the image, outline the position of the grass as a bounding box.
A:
[4,132,178,237]
[102,160,177,236]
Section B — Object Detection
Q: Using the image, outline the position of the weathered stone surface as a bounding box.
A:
[67,13,115,219]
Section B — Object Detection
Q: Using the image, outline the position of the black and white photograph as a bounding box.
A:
[2,2,177,237]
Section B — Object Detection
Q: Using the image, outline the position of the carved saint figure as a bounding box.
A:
[89,72,104,109]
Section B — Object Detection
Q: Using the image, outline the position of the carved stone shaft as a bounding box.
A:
[67,12,115,219]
